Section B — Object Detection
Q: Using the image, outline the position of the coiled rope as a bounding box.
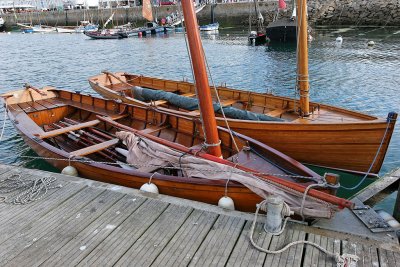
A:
[0,174,62,205]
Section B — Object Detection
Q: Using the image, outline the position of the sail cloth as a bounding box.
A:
[116,131,337,218]
[132,86,284,122]
[142,0,153,22]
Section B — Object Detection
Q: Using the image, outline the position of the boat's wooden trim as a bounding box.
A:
[69,138,119,157]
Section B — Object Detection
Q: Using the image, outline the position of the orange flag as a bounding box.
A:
[142,0,153,22]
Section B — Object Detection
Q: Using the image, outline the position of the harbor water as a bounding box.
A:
[0,26,399,211]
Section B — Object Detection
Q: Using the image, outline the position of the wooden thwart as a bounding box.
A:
[38,120,100,139]
[186,99,237,116]
[139,125,170,134]
[38,114,128,139]
[69,138,119,157]
[219,99,237,107]
[265,109,285,117]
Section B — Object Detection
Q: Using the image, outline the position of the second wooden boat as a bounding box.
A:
[89,71,397,175]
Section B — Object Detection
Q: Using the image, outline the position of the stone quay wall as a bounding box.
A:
[2,1,400,28]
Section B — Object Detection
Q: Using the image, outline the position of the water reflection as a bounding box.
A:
[265,42,297,52]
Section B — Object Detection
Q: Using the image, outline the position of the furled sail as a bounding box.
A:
[132,86,284,121]
[116,131,337,218]
[142,0,153,22]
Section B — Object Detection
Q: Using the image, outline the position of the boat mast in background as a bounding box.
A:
[297,0,310,116]
[181,0,222,158]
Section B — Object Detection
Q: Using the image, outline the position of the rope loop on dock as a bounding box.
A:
[250,199,359,267]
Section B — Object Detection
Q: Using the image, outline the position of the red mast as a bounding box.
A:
[181,0,222,158]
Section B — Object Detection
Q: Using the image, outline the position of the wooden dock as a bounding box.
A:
[0,164,399,266]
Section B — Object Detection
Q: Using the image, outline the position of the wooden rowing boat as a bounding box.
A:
[89,71,397,175]
[0,86,351,216]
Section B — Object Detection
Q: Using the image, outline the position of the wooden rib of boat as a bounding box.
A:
[0,86,351,215]
[89,72,397,175]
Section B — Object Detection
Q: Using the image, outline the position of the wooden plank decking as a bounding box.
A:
[0,164,399,266]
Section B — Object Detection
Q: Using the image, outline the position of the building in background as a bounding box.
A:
[0,0,145,12]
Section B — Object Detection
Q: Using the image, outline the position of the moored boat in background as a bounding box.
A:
[199,22,219,31]
[248,0,267,45]
[266,0,296,42]
[200,4,219,31]
[56,26,76,33]
[84,29,128,39]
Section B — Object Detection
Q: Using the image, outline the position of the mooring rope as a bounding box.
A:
[341,117,393,191]
[0,174,62,205]
[249,199,359,267]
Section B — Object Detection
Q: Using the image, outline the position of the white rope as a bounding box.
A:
[203,55,241,154]
[340,118,393,191]
[299,182,326,221]
[0,174,62,205]
[249,199,359,267]
[0,102,7,141]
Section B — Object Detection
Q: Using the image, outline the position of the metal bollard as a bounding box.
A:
[264,196,284,234]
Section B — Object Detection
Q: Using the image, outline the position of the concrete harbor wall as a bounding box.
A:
[2,0,400,28]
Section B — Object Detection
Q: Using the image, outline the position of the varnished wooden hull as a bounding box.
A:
[15,124,262,211]
[89,73,397,174]
[4,87,337,213]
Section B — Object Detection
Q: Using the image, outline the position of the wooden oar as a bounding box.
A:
[52,122,120,162]
[102,71,134,87]
[24,83,47,96]
[97,115,354,209]
[62,119,125,161]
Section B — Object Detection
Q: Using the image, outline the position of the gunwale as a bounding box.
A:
[88,72,397,173]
